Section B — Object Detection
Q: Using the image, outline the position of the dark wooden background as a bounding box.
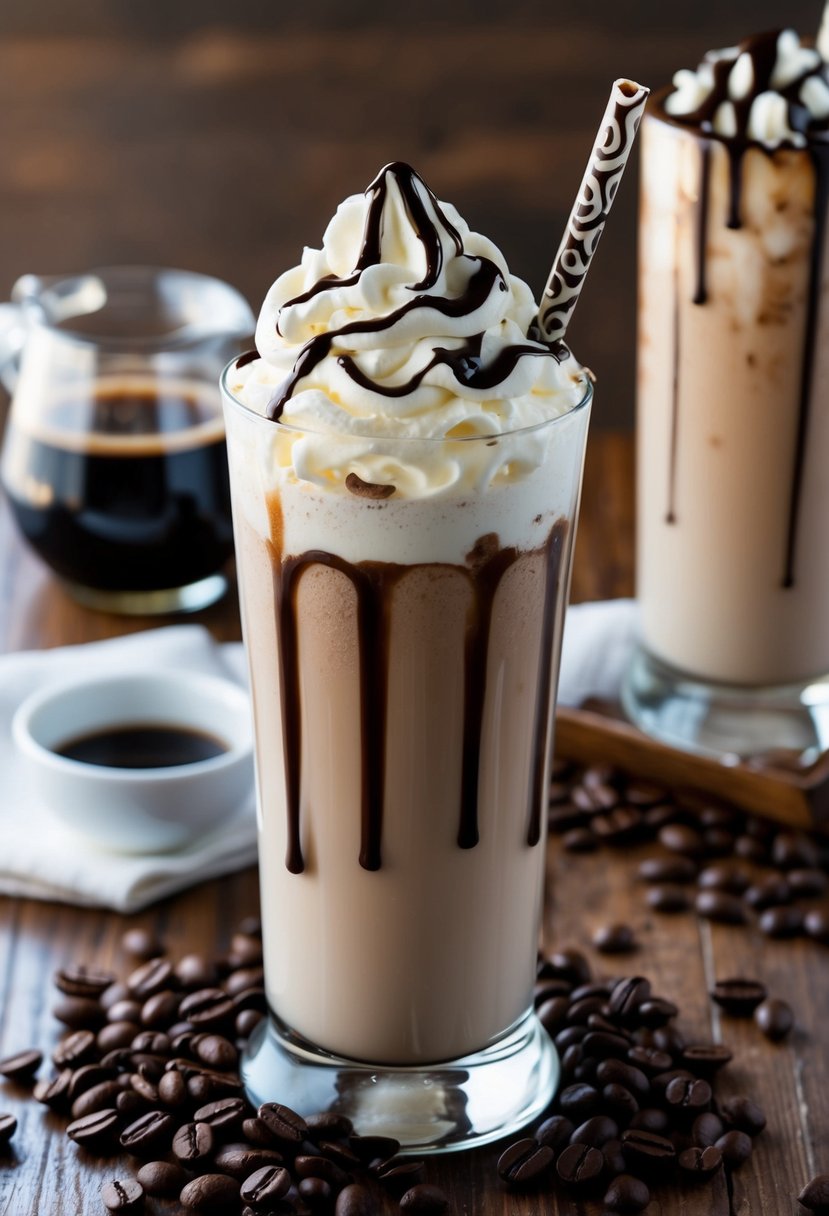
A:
[0,0,818,428]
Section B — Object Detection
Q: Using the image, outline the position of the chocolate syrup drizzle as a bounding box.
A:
[271,522,567,874]
[660,32,829,580]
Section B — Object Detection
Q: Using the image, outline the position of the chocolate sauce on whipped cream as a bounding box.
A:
[658,30,829,585]
[270,516,567,874]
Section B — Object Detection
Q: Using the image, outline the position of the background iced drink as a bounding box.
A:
[630,29,829,752]
[224,164,590,1077]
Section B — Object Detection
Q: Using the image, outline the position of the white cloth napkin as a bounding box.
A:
[0,600,639,913]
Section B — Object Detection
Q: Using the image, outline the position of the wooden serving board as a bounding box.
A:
[555,703,829,833]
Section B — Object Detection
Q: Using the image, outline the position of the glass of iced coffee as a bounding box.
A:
[222,163,592,1151]
[625,30,829,760]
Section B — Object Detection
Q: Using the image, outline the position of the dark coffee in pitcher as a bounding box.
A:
[3,380,234,593]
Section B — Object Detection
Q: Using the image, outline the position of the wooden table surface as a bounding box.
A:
[1,431,827,1216]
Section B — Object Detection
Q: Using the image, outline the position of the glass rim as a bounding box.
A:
[220,355,593,445]
[15,265,254,354]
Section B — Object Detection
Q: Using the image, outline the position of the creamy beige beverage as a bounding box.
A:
[638,30,829,686]
[224,163,590,1065]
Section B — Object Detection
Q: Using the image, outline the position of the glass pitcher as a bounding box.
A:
[0,266,254,614]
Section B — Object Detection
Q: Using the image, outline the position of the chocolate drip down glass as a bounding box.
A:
[222,365,591,1152]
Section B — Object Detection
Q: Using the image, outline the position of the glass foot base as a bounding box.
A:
[241,1012,559,1155]
[63,573,228,616]
[622,645,829,764]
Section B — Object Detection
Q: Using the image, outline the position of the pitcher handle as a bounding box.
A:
[0,302,26,394]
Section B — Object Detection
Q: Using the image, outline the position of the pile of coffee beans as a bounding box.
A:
[0,921,449,1215]
[550,760,829,944]
[498,946,765,1211]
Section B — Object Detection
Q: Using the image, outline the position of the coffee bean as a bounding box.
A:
[638,856,697,884]
[710,978,767,1016]
[744,876,793,910]
[735,834,769,863]
[799,1174,829,1212]
[714,1129,752,1168]
[695,890,746,924]
[720,1095,766,1136]
[591,807,644,844]
[549,805,588,834]
[601,1082,639,1120]
[772,831,820,870]
[497,1137,554,1184]
[646,884,691,913]
[101,1177,144,1213]
[186,1068,243,1103]
[53,1028,97,1067]
[294,1152,351,1189]
[692,1112,725,1147]
[67,1108,121,1149]
[583,1031,633,1060]
[257,1100,307,1144]
[55,964,115,999]
[178,988,235,1031]
[651,1023,686,1054]
[570,1114,619,1147]
[624,779,668,807]
[626,1046,672,1076]
[194,1034,238,1071]
[558,1083,599,1120]
[0,1048,42,1081]
[157,1069,188,1109]
[562,827,599,852]
[573,782,617,812]
[53,997,104,1030]
[637,997,678,1027]
[117,1091,149,1119]
[34,1068,74,1110]
[180,1173,241,1212]
[678,1144,722,1179]
[659,823,705,857]
[348,1133,401,1163]
[804,908,829,944]
[543,948,591,987]
[107,1000,143,1025]
[629,1107,669,1133]
[759,905,803,938]
[71,1079,124,1120]
[236,1009,264,1039]
[172,1120,214,1164]
[126,957,173,1000]
[602,1137,627,1176]
[175,954,219,990]
[620,1128,676,1170]
[681,1043,733,1074]
[609,977,651,1021]
[299,1177,333,1210]
[534,1114,574,1151]
[555,1025,587,1051]
[140,990,180,1028]
[119,1109,175,1155]
[537,996,570,1036]
[334,1182,374,1216]
[567,994,607,1024]
[788,868,828,898]
[603,1173,650,1212]
[194,1096,249,1133]
[214,1142,285,1179]
[595,1059,651,1099]
[136,1160,191,1198]
[555,1141,604,1185]
[121,928,162,960]
[226,967,266,997]
[398,1183,450,1212]
[98,1022,141,1054]
[592,923,637,954]
[697,863,751,894]
[373,1158,426,1195]
[754,997,794,1041]
[240,1163,291,1206]
[665,1075,712,1116]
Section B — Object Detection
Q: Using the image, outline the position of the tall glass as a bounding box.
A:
[624,104,829,761]
[222,365,591,1152]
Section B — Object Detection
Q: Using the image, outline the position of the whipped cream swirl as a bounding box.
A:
[229,163,586,498]
[664,29,829,148]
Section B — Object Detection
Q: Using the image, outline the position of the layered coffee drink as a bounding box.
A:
[637,30,829,687]
[224,163,590,1070]
[2,377,233,595]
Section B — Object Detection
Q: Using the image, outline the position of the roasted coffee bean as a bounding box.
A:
[692,1112,725,1147]
[194,1096,249,1133]
[601,1082,639,1120]
[175,954,219,990]
[602,1137,627,1176]
[107,999,143,1025]
[257,1100,308,1144]
[583,1031,632,1060]
[563,827,599,852]
[609,976,651,1021]
[53,1028,97,1067]
[720,1095,766,1136]
[225,967,266,997]
[173,1120,214,1164]
[788,868,828,898]
[714,1129,752,1168]
[98,1022,140,1054]
[603,1173,650,1213]
[0,1113,17,1145]
[799,1174,829,1212]
[651,1023,686,1054]
[53,997,104,1030]
[555,1025,588,1052]
[804,908,829,944]
[558,1083,599,1120]
[67,1108,120,1149]
[0,1048,42,1081]
[180,1173,241,1213]
[659,823,705,857]
[695,890,747,924]
[131,1031,171,1055]
[136,1160,191,1198]
[626,1046,672,1076]
[240,1163,292,1206]
[131,1054,167,1081]
[697,864,751,894]
[241,1116,284,1148]
[629,1107,669,1134]
[620,1128,676,1170]
[572,782,617,812]
[592,922,637,954]
[55,964,115,999]
[734,834,769,863]
[555,1141,604,1185]
[318,1138,362,1169]
[140,990,180,1029]
[678,1144,722,1179]
[534,1113,574,1151]
[710,978,767,1016]
[177,987,233,1026]
[549,806,588,834]
[570,1114,619,1147]
[34,1068,74,1109]
[119,1109,175,1155]
[100,982,130,1011]
[624,780,667,807]
[294,1152,351,1189]
[157,1069,188,1109]
[334,1182,374,1215]
[759,905,803,938]
[229,932,263,966]
[101,1177,144,1213]
[637,997,678,1027]
[121,928,162,961]
[744,876,793,910]
[348,1133,401,1162]
[651,1067,694,1095]
[638,856,697,884]
[595,1059,651,1099]
[754,997,794,1041]
[71,1079,124,1120]
[591,807,644,844]
[306,1108,350,1138]
[399,1183,450,1213]
[126,957,173,999]
[543,948,591,987]
[773,831,820,870]
[235,1009,264,1039]
[665,1075,712,1116]
[373,1157,426,1195]
[231,987,266,1014]
[537,996,570,1036]
[681,1043,733,1074]
[497,1137,554,1184]
[646,884,691,913]
[68,1063,115,1100]
[117,1090,149,1119]
[299,1177,333,1209]
[214,1142,285,1179]
[129,1074,159,1105]
[192,1033,238,1071]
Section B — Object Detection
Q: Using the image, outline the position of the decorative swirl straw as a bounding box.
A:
[537,78,650,345]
